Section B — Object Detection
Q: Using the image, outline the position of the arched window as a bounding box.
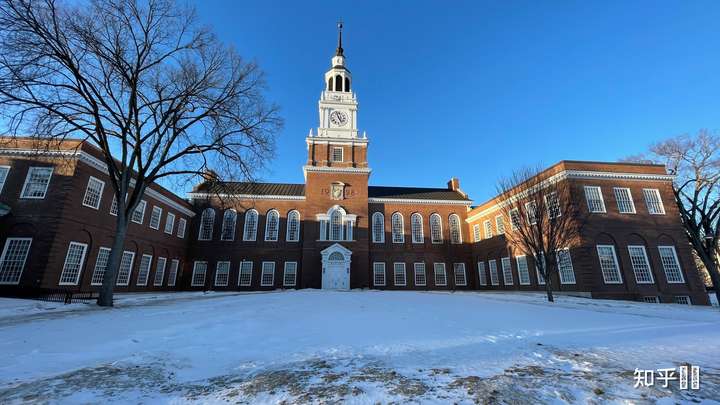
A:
[344,77,350,92]
[243,209,258,241]
[335,75,342,92]
[430,213,443,244]
[265,209,280,241]
[327,77,333,91]
[411,213,424,244]
[329,251,344,261]
[391,212,404,243]
[449,214,462,244]
[371,212,384,243]
[330,208,343,241]
[198,208,215,241]
[220,209,237,241]
[286,210,300,242]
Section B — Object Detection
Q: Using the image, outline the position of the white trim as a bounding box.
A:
[410,213,424,244]
[658,245,685,284]
[303,165,371,175]
[501,256,513,285]
[177,218,187,238]
[466,168,673,222]
[613,187,636,214]
[285,210,301,242]
[187,192,306,201]
[115,251,135,286]
[0,237,33,285]
[306,137,368,146]
[453,263,467,286]
[556,248,577,285]
[135,254,153,286]
[153,257,167,287]
[433,262,447,287]
[264,209,280,242]
[373,262,386,287]
[515,255,531,285]
[58,242,88,286]
[149,206,163,230]
[168,259,179,287]
[90,246,112,286]
[238,261,253,287]
[477,261,487,286]
[627,245,655,284]
[371,212,385,243]
[214,261,231,287]
[584,186,607,213]
[391,212,405,244]
[283,261,298,287]
[164,212,176,234]
[0,165,9,195]
[596,245,623,284]
[191,261,207,287]
[414,262,427,286]
[393,262,407,287]
[368,197,472,205]
[131,200,147,224]
[331,146,344,162]
[643,188,666,215]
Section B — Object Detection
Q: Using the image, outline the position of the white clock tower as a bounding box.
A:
[314,22,363,140]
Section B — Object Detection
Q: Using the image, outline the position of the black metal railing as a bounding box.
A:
[1,288,98,304]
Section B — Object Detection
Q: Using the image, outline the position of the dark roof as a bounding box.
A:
[368,186,469,201]
[193,182,469,201]
[194,182,305,196]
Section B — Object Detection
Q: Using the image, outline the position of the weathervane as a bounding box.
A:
[336,19,344,56]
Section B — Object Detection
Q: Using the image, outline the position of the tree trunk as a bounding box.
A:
[707,259,720,307]
[545,279,554,302]
[97,214,130,307]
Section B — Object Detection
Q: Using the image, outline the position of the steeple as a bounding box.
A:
[336,20,344,57]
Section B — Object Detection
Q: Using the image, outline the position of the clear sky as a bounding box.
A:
[193,0,719,203]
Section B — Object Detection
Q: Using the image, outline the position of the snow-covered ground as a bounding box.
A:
[1,290,719,404]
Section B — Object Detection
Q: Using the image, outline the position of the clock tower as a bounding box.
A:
[302,22,371,289]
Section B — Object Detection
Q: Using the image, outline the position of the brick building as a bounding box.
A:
[0,29,709,304]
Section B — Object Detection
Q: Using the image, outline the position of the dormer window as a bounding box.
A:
[331,147,343,162]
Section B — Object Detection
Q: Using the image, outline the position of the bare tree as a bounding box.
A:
[0,0,282,306]
[497,167,583,302]
[625,130,719,304]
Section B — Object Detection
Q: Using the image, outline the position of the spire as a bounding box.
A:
[335,20,344,56]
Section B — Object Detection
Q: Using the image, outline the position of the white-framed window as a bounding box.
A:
[136,254,153,286]
[596,245,623,284]
[473,224,481,242]
[221,209,237,241]
[371,212,385,243]
[557,248,576,284]
[584,186,606,213]
[243,209,259,241]
[536,254,546,285]
[59,242,88,285]
[525,201,538,225]
[628,245,654,284]
[283,261,297,287]
[261,261,275,286]
[433,263,447,286]
[215,261,230,286]
[658,246,685,283]
[286,210,301,242]
[191,261,207,287]
[0,238,32,284]
[483,220,493,239]
[414,262,426,286]
[20,166,53,199]
[198,208,215,240]
[673,296,691,305]
[131,200,147,224]
[640,296,659,304]
[449,214,462,244]
[115,251,135,286]
[488,259,499,286]
[82,176,105,209]
[373,262,386,287]
[110,194,120,216]
[329,208,344,241]
[238,261,253,286]
[153,257,167,286]
[265,210,280,241]
[501,257,513,285]
[515,256,530,285]
[168,259,179,287]
[454,263,467,286]
[91,247,111,286]
[509,208,521,231]
[331,147,344,162]
[545,192,561,219]
[410,213,424,243]
[614,188,636,214]
[643,189,665,215]
[177,218,187,238]
[391,212,404,243]
[164,212,176,234]
[149,206,163,230]
[0,166,9,195]
[430,213,443,243]
[477,262,487,286]
[394,262,407,286]
[495,215,505,234]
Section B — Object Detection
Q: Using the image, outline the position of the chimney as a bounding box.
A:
[447,177,460,191]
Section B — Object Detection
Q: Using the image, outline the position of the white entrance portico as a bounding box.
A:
[321,243,351,290]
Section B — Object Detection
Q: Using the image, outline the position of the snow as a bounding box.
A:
[0,290,719,403]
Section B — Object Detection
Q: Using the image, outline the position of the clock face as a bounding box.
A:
[329,110,348,126]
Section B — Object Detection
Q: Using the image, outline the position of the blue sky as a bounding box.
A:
[194,0,719,203]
